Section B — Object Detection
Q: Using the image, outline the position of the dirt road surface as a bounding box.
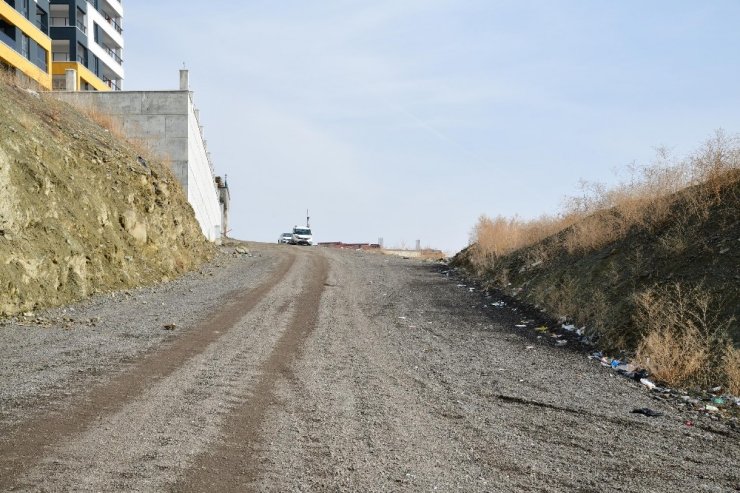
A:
[0,244,737,491]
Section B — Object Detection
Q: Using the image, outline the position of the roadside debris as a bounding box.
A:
[640,378,657,390]
[631,408,663,417]
[163,323,177,330]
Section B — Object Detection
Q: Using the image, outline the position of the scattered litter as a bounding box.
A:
[555,340,568,346]
[711,386,723,393]
[712,397,725,405]
[535,326,549,333]
[610,359,621,369]
[162,323,177,330]
[640,378,657,390]
[631,408,663,417]
[525,345,535,350]
[490,301,506,308]
[562,324,575,332]
[515,324,527,328]
[684,420,694,427]
[468,287,475,292]
[456,284,466,287]
[704,405,720,413]
[398,316,406,320]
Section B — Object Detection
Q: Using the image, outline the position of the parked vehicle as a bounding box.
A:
[291,226,313,245]
[278,232,293,244]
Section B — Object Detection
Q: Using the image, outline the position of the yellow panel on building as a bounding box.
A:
[52,62,110,92]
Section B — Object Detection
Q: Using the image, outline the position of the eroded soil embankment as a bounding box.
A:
[0,78,212,317]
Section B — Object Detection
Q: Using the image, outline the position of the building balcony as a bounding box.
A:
[95,0,123,21]
[50,16,86,34]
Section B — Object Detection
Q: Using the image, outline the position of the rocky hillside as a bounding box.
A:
[0,77,213,317]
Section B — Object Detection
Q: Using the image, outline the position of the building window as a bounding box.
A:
[0,18,16,48]
[19,0,29,18]
[52,75,66,90]
[20,33,29,59]
[75,7,86,33]
[35,5,48,33]
[31,40,47,71]
[77,42,86,65]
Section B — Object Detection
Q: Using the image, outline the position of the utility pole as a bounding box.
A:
[306,209,310,228]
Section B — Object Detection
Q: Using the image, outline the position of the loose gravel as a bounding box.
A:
[0,243,737,492]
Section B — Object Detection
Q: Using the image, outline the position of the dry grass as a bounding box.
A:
[59,100,165,164]
[633,283,734,388]
[723,345,740,395]
[0,66,46,92]
[469,131,740,264]
[82,105,127,140]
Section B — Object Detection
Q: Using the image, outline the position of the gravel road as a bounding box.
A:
[0,243,737,492]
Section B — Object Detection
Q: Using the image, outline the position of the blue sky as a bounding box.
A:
[123,1,740,253]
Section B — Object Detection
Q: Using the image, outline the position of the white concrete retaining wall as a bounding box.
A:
[186,96,221,241]
[51,90,222,241]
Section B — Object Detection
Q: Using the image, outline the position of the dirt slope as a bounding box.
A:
[452,172,740,351]
[0,78,213,316]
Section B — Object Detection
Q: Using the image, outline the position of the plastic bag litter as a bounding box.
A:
[640,378,657,390]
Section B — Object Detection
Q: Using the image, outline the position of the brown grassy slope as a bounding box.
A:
[0,78,214,316]
[452,163,739,394]
[453,171,739,350]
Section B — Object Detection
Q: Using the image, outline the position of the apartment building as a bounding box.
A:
[49,0,123,91]
[0,0,122,91]
[0,0,52,89]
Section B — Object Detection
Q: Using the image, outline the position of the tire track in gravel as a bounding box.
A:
[175,251,329,492]
[0,251,296,491]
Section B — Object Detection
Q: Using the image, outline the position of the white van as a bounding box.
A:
[291,226,313,245]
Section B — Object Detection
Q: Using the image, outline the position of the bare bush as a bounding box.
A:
[633,283,733,388]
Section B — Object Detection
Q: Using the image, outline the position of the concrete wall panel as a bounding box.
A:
[165,115,188,138]
[141,93,185,115]
[122,114,167,138]
[170,161,188,188]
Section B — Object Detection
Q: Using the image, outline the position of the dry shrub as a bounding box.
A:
[469,213,569,268]
[0,66,46,92]
[56,98,167,165]
[633,282,733,388]
[723,345,740,395]
[77,104,127,141]
[563,213,618,253]
[469,132,740,269]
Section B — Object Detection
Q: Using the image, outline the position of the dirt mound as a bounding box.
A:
[0,78,214,317]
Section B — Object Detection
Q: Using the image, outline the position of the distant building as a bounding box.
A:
[49,0,124,91]
[0,0,52,89]
[0,0,122,91]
